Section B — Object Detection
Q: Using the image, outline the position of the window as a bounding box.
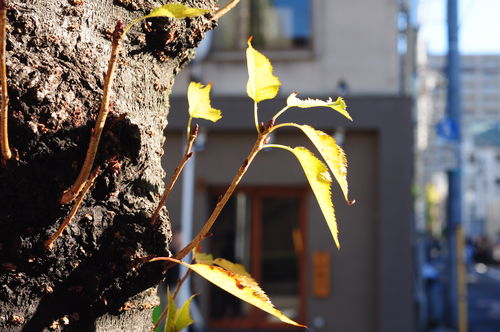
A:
[212,0,312,52]
[206,187,307,329]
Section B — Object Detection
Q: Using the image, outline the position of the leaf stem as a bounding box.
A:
[261,143,293,153]
[151,125,199,226]
[60,21,124,205]
[212,0,241,20]
[253,102,260,133]
[268,122,299,133]
[271,106,290,123]
[0,0,11,161]
[174,129,269,261]
[45,166,101,250]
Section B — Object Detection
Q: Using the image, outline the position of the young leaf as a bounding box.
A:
[123,4,210,36]
[286,92,352,121]
[246,37,281,103]
[152,306,163,332]
[193,251,251,277]
[160,259,305,328]
[213,258,251,278]
[145,3,211,19]
[188,82,222,122]
[193,250,214,265]
[294,125,352,204]
[171,295,196,332]
[164,289,177,332]
[289,147,340,248]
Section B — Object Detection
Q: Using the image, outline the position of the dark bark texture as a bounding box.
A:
[0,0,215,330]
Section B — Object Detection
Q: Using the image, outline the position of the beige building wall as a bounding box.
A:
[172,0,401,97]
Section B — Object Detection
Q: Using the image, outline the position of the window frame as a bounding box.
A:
[207,0,317,62]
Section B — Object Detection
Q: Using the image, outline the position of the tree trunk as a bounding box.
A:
[0,0,215,330]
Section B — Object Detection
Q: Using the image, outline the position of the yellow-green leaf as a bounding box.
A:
[188,82,222,122]
[286,93,352,121]
[193,251,214,265]
[124,4,210,36]
[213,258,251,278]
[146,3,210,19]
[164,289,177,332]
[246,38,281,103]
[289,147,340,248]
[171,295,196,332]
[179,261,304,327]
[294,125,352,204]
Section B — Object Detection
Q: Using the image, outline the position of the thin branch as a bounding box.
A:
[174,127,272,261]
[151,125,199,226]
[0,0,11,160]
[60,21,124,205]
[45,166,101,250]
[212,0,241,21]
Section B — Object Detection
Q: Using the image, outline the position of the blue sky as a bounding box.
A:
[419,0,500,54]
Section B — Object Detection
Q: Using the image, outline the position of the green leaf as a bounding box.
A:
[175,260,305,328]
[152,306,163,332]
[294,125,352,204]
[246,37,281,103]
[289,147,340,248]
[188,82,222,122]
[286,93,352,121]
[172,295,196,332]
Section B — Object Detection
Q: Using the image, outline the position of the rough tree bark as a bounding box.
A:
[0,0,216,330]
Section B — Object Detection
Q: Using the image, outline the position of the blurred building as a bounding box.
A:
[425,55,500,241]
[163,1,417,331]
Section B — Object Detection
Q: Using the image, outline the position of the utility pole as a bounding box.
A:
[445,0,463,329]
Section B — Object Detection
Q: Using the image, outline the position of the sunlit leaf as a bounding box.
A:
[213,258,251,278]
[124,4,210,36]
[246,37,281,103]
[152,306,162,332]
[289,147,340,248]
[294,125,352,203]
[173,260,305,327]
[286,92,352,121]
[188,82,222,122]
[194,251,251,278]
[146,3,210,19]
[193,250,214,265]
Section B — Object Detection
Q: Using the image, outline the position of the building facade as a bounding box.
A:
[162,1,416,331]
[426,55,500,240]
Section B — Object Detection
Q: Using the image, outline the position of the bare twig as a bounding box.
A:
[0,0,11,160]
[212,0,241,20]
[151,269,193,331]
[45,166,101,250]
[151,125,199,226]
[175,126,272,261]
[60,21,124,205]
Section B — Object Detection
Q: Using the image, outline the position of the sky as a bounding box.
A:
[419,0,500,54]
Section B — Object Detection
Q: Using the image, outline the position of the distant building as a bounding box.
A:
[163,1,417,331]
[425,55,500,240]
